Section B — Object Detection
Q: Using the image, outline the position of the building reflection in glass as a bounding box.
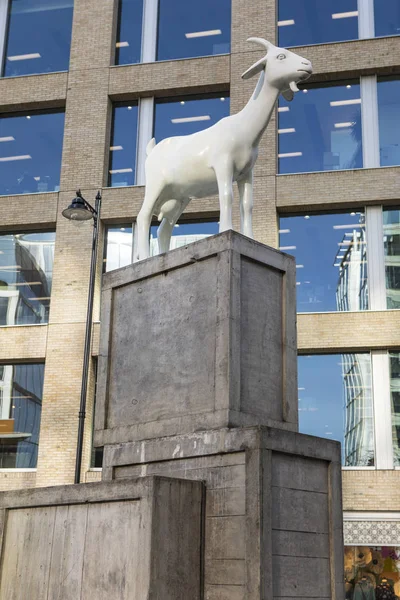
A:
[298,353,374,466]
[0,363,44,468]
[278,81,362,175]
[383,207,400,309]
[390,353,400,466]
[279,211,367,313]
[103,225,133,272]
[0,232,55,326]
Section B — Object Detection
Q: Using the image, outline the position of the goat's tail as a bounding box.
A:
[146,138,156,156]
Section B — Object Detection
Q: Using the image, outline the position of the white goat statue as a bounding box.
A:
[135,38,312,261]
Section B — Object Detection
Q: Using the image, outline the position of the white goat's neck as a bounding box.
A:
[238,71,280,147]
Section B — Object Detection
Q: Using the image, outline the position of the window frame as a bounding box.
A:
[298,349,396,470]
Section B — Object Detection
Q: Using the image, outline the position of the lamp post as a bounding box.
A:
[62,189,102,484]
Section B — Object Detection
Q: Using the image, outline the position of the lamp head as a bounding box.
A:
[62,191,94,221]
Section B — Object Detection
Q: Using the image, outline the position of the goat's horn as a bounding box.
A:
[247,37,274,52]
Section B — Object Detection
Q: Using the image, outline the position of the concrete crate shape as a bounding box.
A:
[0,477,203,600]
[95,231,298,446]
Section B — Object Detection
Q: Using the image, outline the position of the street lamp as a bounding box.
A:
[62,189,102,484]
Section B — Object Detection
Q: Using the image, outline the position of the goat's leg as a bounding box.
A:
[135,207,153,261]
[214,161,234,232]
[157,198,190,253]
[238,171,254,239]
[157,218,175,253]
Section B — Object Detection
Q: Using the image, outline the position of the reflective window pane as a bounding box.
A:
[278,0,358,47]
[298,354,374,466]
[378,77,400,167]
[109,103,139,187]
[0,363,44,468]
[0,232,55,326]
[0,111,65,196]
[344,546,400,597]
[104,225,133,272]
[4,0,73,77]
[278,81,362,174]
[157,0,231,61]
[374,0,400,37]
[150,220,219,255]
[279,211,368,313]
[390,353,400,467]
[115,0,143,66]
[383,207,400,310]
[154,94,229,143]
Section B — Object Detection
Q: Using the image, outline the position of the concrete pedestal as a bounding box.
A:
[95,231,298,446]
[102,427,344,600]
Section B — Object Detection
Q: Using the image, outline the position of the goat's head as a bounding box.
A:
[242,38,312,101]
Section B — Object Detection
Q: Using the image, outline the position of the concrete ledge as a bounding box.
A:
[298,310,400,352]
[0,72,67,112]
[109,54,230,99]
[0,325,48,361]
[277,167,400,211]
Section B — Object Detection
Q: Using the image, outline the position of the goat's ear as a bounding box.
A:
[241,57,266,80]
[281,88,294,102]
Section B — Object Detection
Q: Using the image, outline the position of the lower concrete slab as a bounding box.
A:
[0,477,203,600]
[103,426,345,600]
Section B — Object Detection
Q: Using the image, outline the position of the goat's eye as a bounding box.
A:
[277,53,286,60]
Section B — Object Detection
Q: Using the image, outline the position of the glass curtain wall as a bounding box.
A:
[383,207,400,310]
[278,0,400,46]
[103,225,133,272]
[278,0,358,47]
[390,352,400,466]
[0,110,65,196]
[298,353,374,466]
[115,0,143,65]
[157,0,231,61]
[378,77,400,167]
[3,0,74,77]
[153,94,230,142]
[278,81,362,174]
[108,103,139,187]
[279,211,367,313]
[0,232,55,326]
[150,220,219,256]
[0,363,44,468]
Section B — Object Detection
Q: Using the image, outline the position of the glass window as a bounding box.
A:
[383,207,400,310]
[278,0,358,48]
[157,0,231,61]
[150,219,219,255]
[278,81,362,174]
[0,363,44,468]
[0,231,55,326]
[115,0,143,66]
[390,352,400,466]
[154,94,229,143]
[298,353,374,466]
[279,211,367,313]
[104,225,133,272]
[344,546,400,598]
[3,0,74,78]
[378,77,400,168]
[0,110,65,196]
[374,0,400,37]
[108,103,139,187]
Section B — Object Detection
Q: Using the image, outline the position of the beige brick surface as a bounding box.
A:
[343,470,400,511]
[0,0,398,507]
[277,167,400,211]
[298,310,400,352]
[0,326,47,360]
[0,72,67,113]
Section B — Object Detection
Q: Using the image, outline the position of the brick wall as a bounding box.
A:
[0,0,398,505]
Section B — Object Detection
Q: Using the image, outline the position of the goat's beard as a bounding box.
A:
[289,81,299,93]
